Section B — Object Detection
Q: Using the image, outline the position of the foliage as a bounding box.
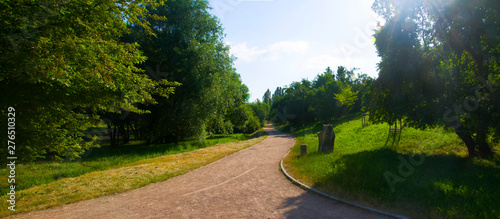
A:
[0,0,255,161]
[334,85,359,110]
[370,0,500,158]
[269,66,373,126]
[0,0,176,162]
[122,0,248,142]
[335,66,355,83]
[262,89,272,105]
[249,100,270,126]
[229,104,261,134]
[307,68,342,122]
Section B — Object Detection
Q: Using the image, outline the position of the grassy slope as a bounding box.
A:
[0,131,267,217]
[283,117,500,218]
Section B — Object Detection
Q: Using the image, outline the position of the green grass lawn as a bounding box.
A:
[0,130,267,217]
[282,116,500,218]
[0,132,257,197]
[0,130,268,217]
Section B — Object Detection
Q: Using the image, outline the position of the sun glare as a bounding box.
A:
[378,19,387,27]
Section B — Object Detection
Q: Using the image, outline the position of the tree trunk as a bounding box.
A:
[126,123,131,143]
[107,123,115,149]
[111,125,119,149]
[133,123,139,140]
[476,118,492,158]
[120,124,129,144]
[454,125,477,157]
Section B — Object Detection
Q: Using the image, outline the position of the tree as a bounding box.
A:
[371,0,500,158]
[428,0,500,158]
[271,82,310,126]
[0,0,176,162]
[334,85,359,112]
[249,100,270,126]
[272,87,284,102]
[308,68,342,121]
[262,89,272,105]
[313,67,335,88]
[124,0,247,142]
[369,4,426,129]
[229,104,261,134]
[269,66,370,125]
[336,66,355,83]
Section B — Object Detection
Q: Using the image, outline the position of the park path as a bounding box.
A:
[15,125,385,218]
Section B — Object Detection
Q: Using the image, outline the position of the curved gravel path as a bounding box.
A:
[15,125,385,218]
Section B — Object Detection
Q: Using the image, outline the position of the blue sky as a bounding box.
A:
[209,0,383,102]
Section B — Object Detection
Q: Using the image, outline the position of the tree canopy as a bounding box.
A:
[0,0,177,161]
[369,0,500,158]
[0,0,259,162]
[123,0,251,142]
[269,66,373,126]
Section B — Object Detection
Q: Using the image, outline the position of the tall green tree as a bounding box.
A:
[336,66,355,83]
[125,0,247,142]
[353,73,375,112]
[371,0,500,158]
[369,3,427,128]
[0,0,176,161]
[308,67,342,121]
[262,89,272,105]
[272,87,284,102]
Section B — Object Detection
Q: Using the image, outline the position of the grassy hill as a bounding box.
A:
[282,116,500,218]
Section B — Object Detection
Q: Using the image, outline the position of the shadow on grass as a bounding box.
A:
[309,148,500,218]
[384,133,401,147]
[84,130,267,161]
[85,141,198,161]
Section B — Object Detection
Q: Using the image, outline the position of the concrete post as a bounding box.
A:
[300,144,307,156]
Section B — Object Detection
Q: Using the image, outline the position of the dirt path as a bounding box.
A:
[15,126,385,218]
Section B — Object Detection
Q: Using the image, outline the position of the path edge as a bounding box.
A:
[279,146,409,219]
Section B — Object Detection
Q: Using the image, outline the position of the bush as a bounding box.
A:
[245,116,261,134]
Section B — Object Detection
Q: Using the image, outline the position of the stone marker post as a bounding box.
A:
[300,144,307,156]
[317,124,335,153]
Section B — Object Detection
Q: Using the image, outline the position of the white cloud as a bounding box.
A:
[229,42,267,62]
[229,41,309,63]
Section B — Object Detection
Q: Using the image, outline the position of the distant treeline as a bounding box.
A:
[267,66,373,126]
